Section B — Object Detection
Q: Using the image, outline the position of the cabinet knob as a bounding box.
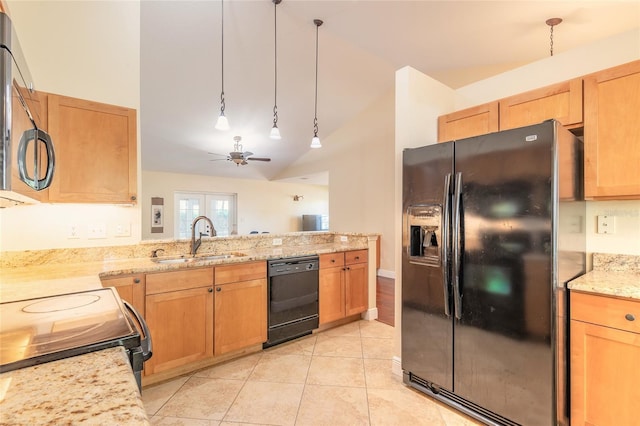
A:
[625,313,636,321]
[216,287,222,292]
[133,278,141,284]
[331,259,336,263]
[131,195,137,201]
[208,287,214,293]
[355,256,360,260]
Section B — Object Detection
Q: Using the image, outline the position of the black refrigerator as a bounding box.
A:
[401,120,586,426]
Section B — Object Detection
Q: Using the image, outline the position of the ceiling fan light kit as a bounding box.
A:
[209,136,272,166]
[310,18,323,149]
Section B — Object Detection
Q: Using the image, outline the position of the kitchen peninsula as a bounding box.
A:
[0,232,378,425]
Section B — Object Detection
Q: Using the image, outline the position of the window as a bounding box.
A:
[174,192,237,239]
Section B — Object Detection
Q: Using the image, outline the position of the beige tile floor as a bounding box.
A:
[142,320,482,426]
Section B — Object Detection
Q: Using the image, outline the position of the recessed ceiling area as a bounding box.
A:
[140,1,640,184]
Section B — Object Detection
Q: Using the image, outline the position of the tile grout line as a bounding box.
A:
[219,352,264,424]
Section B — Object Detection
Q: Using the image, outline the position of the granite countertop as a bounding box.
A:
[0,241,369,302]
[0,347,149,425]
[0,236,373,425]
[568,253,640,300]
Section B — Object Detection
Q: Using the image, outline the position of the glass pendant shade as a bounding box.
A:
[310,135,321,149]
[270,124,281,139]
[215,113,229,131]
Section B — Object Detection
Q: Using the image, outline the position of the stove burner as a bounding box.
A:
[22,294,101,313]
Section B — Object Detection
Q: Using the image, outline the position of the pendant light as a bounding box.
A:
[270,0,282,139]
[545,18,562,57]
[215,0,230,131]
[310,19,323,149]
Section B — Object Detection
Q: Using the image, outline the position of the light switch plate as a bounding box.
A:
[597,215,615,234]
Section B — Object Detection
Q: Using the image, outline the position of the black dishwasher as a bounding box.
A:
[264,255,319,348]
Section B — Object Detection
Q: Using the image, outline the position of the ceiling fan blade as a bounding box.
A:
[243,151,253,157]
[247,157,271,162]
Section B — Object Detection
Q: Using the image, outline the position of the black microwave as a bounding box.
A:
[0,12,54,207]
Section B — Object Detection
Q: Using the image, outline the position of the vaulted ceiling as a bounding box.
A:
[140,1,640,183]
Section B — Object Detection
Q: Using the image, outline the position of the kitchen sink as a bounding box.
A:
[152,252,246,264]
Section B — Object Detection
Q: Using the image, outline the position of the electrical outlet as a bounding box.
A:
[272,238,283,246]
[115,223,131,237]
[340,235,348,243]
[597,215,616,234]
[67,224,80,239]
[88,223,107,239]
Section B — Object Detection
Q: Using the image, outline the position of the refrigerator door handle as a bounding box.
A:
[442,173,452,317]
[452,172,463,320]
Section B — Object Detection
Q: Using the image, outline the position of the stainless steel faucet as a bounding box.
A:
[190,215,216,256]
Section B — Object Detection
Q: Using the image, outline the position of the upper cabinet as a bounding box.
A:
[437,102,499,143]
[583,61,640,200]
[499,78,583,131]
[46,93,138,203]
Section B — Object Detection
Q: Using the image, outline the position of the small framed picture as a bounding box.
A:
[151,197,164,233]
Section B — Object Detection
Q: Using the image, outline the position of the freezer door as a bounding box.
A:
[452,122,556,425]
[401,142,454,391]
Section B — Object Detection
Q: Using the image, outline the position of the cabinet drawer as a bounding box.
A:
[345,250,367,265]
[101,273,144,288]
[320,252,345,269]
[146,267,213,295]
[571,291,640,334]
[215,261,266,285]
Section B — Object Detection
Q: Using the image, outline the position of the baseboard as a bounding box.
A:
[377,269,396,279]
[392,356,402,377]
[362,307,378,321]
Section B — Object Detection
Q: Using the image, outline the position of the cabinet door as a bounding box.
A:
[570,319,640,425]
[583,60,640,199]
[437,102,499,143]
[499,78,583,130]
[46,94,137,203]
[101,274,145,316]
[345,262,368,316]
[145,286,213,375]
[319,266,345,324]
[214,278,267,355]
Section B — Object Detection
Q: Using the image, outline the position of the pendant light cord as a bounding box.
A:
[273,0,278,125]
[313,20,321,137]
[220,0,225,113]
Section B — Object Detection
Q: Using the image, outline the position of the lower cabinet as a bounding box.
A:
[144,267,214,375]
[100,273,145,316]
[570,291,640,425]
[214,261,267,356]
[319,250,368,325]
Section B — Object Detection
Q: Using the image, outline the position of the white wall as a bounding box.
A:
[142,171,328,239]
[277,90,396,272]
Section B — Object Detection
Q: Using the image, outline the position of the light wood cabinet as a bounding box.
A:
[319,250,368,325]
[100,273,145,316]
[46,93,137,203]
[583,60,640,199]
[437,102,499,143]
[499,78,583,130]
[570,291,640,425]
[144,267,214,375]
[214,261,267,356]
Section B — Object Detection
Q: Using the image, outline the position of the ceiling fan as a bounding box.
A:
[209,136,272,166]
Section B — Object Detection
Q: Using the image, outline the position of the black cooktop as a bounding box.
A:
[0,287,140,373]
